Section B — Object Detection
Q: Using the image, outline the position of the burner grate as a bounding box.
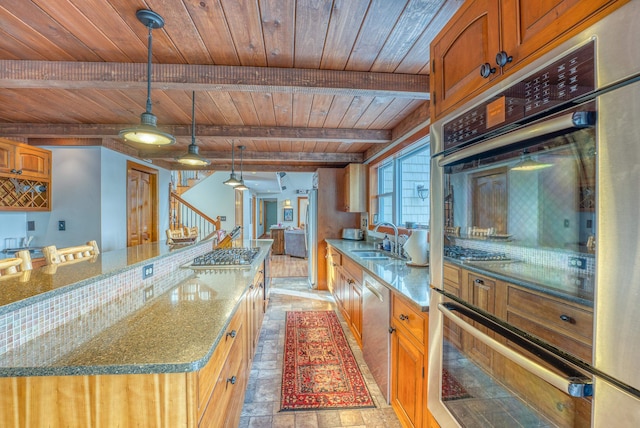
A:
[444,245,510,262]
[192,247,260,268]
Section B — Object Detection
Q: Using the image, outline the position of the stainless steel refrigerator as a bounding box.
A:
[306,187,318,289]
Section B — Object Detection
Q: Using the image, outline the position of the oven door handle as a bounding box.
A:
[438,111,594,167]
[438,302,593,397]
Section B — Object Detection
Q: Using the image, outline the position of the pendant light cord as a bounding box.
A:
[191,91,196,143]
[145,24,153,114]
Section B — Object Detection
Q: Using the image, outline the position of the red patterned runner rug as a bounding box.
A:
[442,368,471,401]
[280,310,375,411]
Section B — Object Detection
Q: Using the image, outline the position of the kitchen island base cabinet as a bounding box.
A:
[0,289,261,428]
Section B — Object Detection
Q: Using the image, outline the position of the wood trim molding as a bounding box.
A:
[0,123,391,144]
[0,60,429,99]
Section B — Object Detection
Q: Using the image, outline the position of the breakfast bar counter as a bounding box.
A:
[0,240,272,377]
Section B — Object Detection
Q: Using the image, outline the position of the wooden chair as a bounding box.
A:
[42,240,100,266]
[166,226,198,244]
[0,250,33,281]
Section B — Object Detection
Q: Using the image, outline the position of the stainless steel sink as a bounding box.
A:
[351,249,390,260]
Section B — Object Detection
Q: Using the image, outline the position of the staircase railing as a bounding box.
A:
[169,191,221,241]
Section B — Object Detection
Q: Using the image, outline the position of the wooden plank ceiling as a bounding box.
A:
[0,0,462,171]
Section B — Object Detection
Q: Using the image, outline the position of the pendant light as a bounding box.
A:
[119,10,175,146]
[235,145,248,191]
[511,149,553,171]
[223,142,242,186]
[176,92,210,166]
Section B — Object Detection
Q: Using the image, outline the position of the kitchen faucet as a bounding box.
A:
[373,221,401,258]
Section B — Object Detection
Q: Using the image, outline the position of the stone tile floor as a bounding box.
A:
[239,277,402,428]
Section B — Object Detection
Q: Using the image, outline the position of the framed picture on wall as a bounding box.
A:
[283,208,293,222]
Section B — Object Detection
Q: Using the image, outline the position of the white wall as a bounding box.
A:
[259,172,314,228]
[0,212,27,251]
[18,146,171,252]
[181,171,237,231]
[27,147,102,249]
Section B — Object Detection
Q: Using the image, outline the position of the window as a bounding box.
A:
[371,143,430,228]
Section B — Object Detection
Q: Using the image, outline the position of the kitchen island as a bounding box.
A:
[0,239,272,428]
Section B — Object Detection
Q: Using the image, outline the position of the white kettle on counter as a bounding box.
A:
[403,229,429,266]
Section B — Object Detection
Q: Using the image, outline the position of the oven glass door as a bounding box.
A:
[438,296,592,427]
[441,104,596,364]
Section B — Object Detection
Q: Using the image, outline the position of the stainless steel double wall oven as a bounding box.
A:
[429,2,640,426]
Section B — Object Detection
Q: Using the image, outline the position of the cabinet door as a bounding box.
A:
[343,164,366,212]
[350,281,362,344]
[500,0,623,72]
[0,140,15,174]
[391,324,424,428]
[465,272,496,370]
[431,0,500,120]
[16,146,50,179]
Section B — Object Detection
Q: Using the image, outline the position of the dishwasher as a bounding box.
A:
[362,273,390,403]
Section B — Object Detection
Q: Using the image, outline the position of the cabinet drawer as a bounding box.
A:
[444,262,461,286]
[392,293,426,346]
[507,287,593,343]
[199,321,246,427]
[197,306,244,413]
[327,247,342,267]
[343,257,363,283]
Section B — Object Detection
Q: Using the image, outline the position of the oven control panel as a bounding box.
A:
[443,41,595,151]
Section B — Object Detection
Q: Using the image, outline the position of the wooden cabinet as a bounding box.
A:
[326,245,363,347]
[0,138,50,180]
[430,0,627,120]
[343,163,366,212]
[506,285,593,362]
[390,292,428,428]
[246,264,266,364]
[0,138,52,211]
[442,262,463,349]
[270,228,285,254]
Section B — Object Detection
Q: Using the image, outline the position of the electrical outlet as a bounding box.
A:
[361,217,368,228]
[220,216,227,221]
[568,256,587,270]
[27,221,35,231]
[142,264,154,279]
[143,286,154,302]
[58,220,66,231]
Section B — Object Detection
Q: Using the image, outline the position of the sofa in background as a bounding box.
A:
[284,229,306,258]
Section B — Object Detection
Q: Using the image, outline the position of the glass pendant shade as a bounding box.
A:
[177,92,210,166]
[119,10,175,146]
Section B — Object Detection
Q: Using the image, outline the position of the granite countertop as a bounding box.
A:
[450,258,594,307]
[0,240,211,315]
[325,239,430,311]
[0,240,273,377]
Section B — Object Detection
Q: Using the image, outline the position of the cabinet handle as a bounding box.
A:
[227,375,237,385]
[226,330,237,339]
[389,326,396,334]
[399,314,409,321]
[495,51,513,67]
[347,278,355,285]
[480,63,496,78]
[259,270,264,274]
[474,278,490,291]
[11,169,22,175]
[559,314,575,324]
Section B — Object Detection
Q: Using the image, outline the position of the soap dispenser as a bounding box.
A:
[382,234,391,251]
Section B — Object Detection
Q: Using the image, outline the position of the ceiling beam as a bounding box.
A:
[0,60,429,99]
[137,150,363,163]
[0,123,390,143]
[152,160,333,173]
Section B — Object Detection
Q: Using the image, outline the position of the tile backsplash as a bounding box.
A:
[0,242,209,360]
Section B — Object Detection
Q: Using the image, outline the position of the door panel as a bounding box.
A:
[127,162,158,247]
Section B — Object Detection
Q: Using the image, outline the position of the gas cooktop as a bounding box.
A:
[444,245,510,262]
[190,247,260,269]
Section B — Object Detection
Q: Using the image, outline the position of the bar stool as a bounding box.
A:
[42,240,100,267]
[0,250,33,281]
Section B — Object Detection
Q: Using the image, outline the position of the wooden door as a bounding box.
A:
[465,272,497,371]
[127,161,158,247]
[471,168,507,233]
[430,0,500,120]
